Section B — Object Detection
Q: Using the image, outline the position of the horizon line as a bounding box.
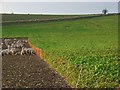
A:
[0,12,118,15]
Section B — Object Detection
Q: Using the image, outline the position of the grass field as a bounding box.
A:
[2,14,119,88]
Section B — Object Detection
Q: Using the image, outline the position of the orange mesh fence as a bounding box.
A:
[28,39,43,59]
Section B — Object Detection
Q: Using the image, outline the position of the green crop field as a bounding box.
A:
[2,14,119,88]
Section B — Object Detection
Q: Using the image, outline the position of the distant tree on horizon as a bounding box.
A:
[102,9,108,15]
[11,12,14,14]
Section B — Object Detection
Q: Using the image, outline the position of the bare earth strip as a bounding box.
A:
[2,38,70,88]
[2,55,70,88]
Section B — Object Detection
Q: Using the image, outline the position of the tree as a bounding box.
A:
[11,12,14,14]
[102,9,108,15]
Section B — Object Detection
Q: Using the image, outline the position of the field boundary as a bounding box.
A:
[28,39,43,59]
[2,15,103,24]
[2,14,118,24]
[28,39,72,87]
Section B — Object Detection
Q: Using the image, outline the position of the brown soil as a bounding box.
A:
[2,38,70,88]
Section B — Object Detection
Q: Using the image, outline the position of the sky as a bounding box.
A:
[1,0,119,2]
[1,2,119,15]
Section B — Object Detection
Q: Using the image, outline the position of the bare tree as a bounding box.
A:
[102,9,108,15]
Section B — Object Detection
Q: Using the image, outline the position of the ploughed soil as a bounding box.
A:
[2,38,70,88]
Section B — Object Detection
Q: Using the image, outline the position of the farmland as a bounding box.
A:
[2,14,119,88]
[2,14,94,22]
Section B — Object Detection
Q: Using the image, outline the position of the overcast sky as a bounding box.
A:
[1,2,118,14]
